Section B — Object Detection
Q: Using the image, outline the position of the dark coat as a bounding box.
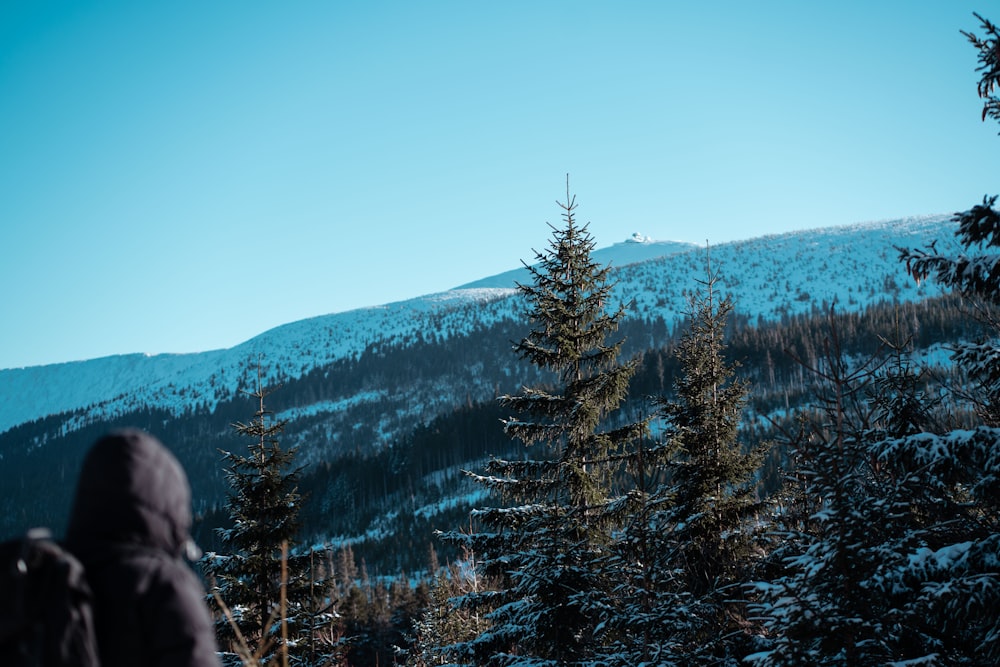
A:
[66,429,220,667]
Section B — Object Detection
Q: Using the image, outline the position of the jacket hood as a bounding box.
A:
[67,429,193,557]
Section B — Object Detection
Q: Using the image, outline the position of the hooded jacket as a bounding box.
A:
[66,429,220,667]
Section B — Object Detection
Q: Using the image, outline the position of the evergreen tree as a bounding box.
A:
[206,362,308,665]
[963,12,1000,127]
[746,316,924,665]
[657,258,762,578]
[889,14,1000,662]
[752,17,1000,663]
[864,330,998,663]
[747,302,998,665]
[443,180,648,666]
[407,549,492,666]
[593,435,696,666]
[654,256,766,662]
[900,13,1000,426]
[599,255,764,666]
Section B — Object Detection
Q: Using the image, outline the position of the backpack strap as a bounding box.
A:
[0,529,46,658]
[0,529,101,667]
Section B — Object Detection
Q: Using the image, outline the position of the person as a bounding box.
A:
[65,429,221,667]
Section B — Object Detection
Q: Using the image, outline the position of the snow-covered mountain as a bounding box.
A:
[454,236,700,289]
[0,215,952,437]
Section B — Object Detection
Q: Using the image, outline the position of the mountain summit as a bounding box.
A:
[0,217,950,438]
[454,235,699,290]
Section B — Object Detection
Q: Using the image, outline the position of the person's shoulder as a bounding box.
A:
[132,549,214,629]
[136,554,221,667]
[87,543,203,596]
[125,547,203,587]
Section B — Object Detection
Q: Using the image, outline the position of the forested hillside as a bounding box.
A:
[1,214,994,666]
[3,14,999,663]
[0,216,953,540]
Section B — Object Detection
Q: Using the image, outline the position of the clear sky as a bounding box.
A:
[2,1,999,370]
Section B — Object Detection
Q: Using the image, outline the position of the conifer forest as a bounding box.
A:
[6,13,1000,667]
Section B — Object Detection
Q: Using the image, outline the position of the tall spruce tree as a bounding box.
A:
[656,252,764,597]
[623,255,764,665]
[443,180,648,666]
[206,362,307,665]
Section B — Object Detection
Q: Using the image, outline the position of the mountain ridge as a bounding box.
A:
[0,215,952,436]
[454,237,701,290]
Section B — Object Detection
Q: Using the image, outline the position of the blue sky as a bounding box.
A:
[2,1,998,370]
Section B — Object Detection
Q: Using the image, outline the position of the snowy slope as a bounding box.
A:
[0,215,954,435]
[0,288,518,434]
[455,236,699,289]
[621,215,950,322]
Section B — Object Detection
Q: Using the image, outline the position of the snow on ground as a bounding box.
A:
[0,215,958,435]
[275,391,388,423]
